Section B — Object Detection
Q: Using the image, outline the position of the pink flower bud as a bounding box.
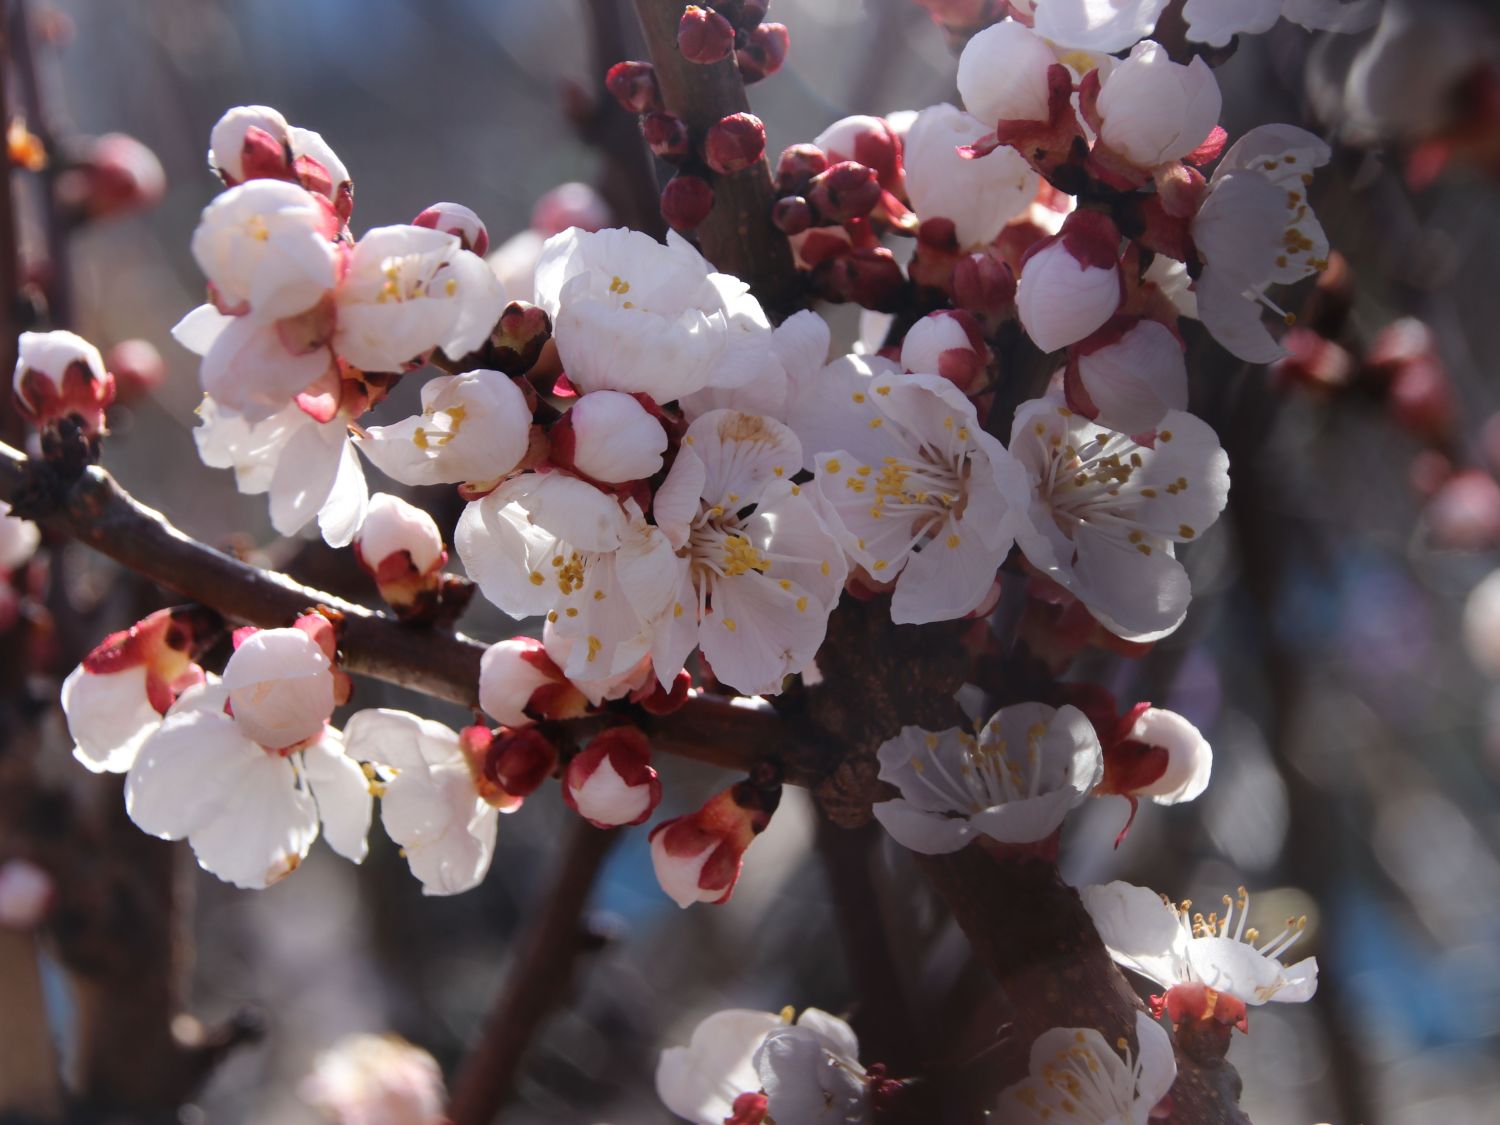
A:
[354,493,447,612]
[775,144,829,194]
[457,725,525,811]
[808,161,881,223]
[1426,469,1500,550]
[649,769,782,907]
[812,246,905,311]
[223,624,337,752]
[952,249,1017,320]
[705,112,767,175]
[68,132,166,220]
[1015,211,1122,352]
[605,60,663,115]
[105,338,166,401]
[813,115,903,191]
[900,310,989,392]
[12,329,114,438]
[413,201,489,256]
[531,182,611,235]
[736,22,789,83]
[479,636,590,727]
[0,860,54,930]
[1095,702,1212,845]
[678,5,736,65]
[208,105,291,185]
[772,195,813,235]
[551,390,669,484]
[564,726,662,828]
[484,725,558,798]
[661,174,715,232]
[642,112,692,163]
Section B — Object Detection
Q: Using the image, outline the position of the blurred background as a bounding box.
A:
[7,0,1500,1121]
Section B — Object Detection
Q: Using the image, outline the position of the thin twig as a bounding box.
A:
[446,820,618,1125]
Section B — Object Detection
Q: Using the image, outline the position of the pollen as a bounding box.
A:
[946,533,960,549]
[564,607,578,618]
[852,392,866,404]
[586,635,602,662]
[529,571,544,586]
[673,602,684,618]
[723,618,737,632]
[873,560,888,571]
[869,418,883,429]
[795,596,808,612]
[825,458,841,473]
[875,385,891,395]
[444,278,458,296]
[1159,430,1173,442]
[608,275,631,295]
[1179,524,1195,539]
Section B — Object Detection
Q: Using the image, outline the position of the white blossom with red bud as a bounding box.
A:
[900,309,990,393]
[563,726,661,828]
[1010,394,1230,642]
[125,617,369,889]
[478,636,590,728]
[649,767,782,908]
[903,103,1037,250]
[874,703,1102,854]
[0,859,56,930]
[550,390,669,484]
[1084,41,1222,187]
[413,201,489,256]
[813,114,904,193]
[12,329,115,438]
[956,20,1059,129]
[343,709,517,896]
[996,1011,1176,1125]
[62,605,221,774]
[1064,316,1187,436]
[1083,880,1317,1047]
[208,105,292,185]
[1016,212,1123,353]
[300,1034,447,1125]
[353,493,446,613]
[1092,702,1213,845]
[356,368,532,490]
[656,1007,863,1125]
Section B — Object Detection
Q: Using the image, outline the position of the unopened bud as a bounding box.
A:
[814,115,903,191]
[812,246,905,311]
[484,725,558,798]
[679,5,736,65]
[0,860,54,930]
[661,174,715,232]
[649,770,781,907]
[772,195,813,236]
[1016,211,1123,352]
[106,338,166,401]
[479,636,590,727]
[551,390,668,484]
[413,201,489,256]
[642,112,692,163]
[13,329,114,439]
[901,310,989,392]
[705,112,767,175]
[605,60,662,115]
[563,726,662,828]
[808,161,881,223]
[486,300,552,375]
[953,249,1017,320]
[775,144,829,194]
[531,182,611,236]
[354,493,446,614]
[736,22,789,83]
[67,132,166,221]
[208,104,291,185]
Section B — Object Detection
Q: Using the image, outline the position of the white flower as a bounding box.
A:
[656,1008,861,1125]
[680,308,830,423]
[1182,0,1378,47]
[335,224,506,372]
[562,390,668,483]
[755,1010,869,1125]
[997,1011,1176,1125]
[1121,707,1212,804]
[1067,317,1187,436]
[301,1034,446,1125]
[456,472,678,684]
[0,500,39,571]
[956,20,1060,126]
[1192,125,1331,363]
[13,329,113,435]
[1016,215,1123,353]
[1094,41,1221,170]
[795,360,1029,624]
[1010,395,1229,641]
[356,493,444,574]
[194,396,368,547]
[874,703,1103,853]
[356,369,531,489]
[342,709,505,896]
[222,626,337,750]
[15,329,107,393]
[172,302,336,425]
[649,410,847,695]
[533,226,735,400]
[189,179,339,320]
[1032,0,1170,53]
[903,103,1039,249]
[125,682,370,889]
[1082,880,1319,1007]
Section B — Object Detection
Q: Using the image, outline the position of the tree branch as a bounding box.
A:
[446,819,617,1125]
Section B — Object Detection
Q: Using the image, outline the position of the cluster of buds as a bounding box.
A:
[12,330,116,473]
[605,55,771,233]
[676,3,788,83]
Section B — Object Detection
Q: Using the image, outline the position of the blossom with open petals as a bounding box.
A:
[874,703,1102,853]
[903,103,1038,250]
[997,1011,1176,1125]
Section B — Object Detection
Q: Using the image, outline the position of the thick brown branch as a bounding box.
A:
[446,820,617,1125]
[0,440,804,780]
[632,0,801,317]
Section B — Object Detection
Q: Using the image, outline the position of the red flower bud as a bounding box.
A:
[736,21,789,83]
[808,160,882,223]
[484,725,558,799]
[105,338,166,402]
[678,5,736,65]
[953,249,1017,321]
[772,195,813,236]
[605,60,662,114]
[775,144,830,194]
[812,246,906,311]
[642,111,692,163]
[661,174,715,232]
[705,112,767,174]
[483,300,553,376]
[563,726,662,828]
